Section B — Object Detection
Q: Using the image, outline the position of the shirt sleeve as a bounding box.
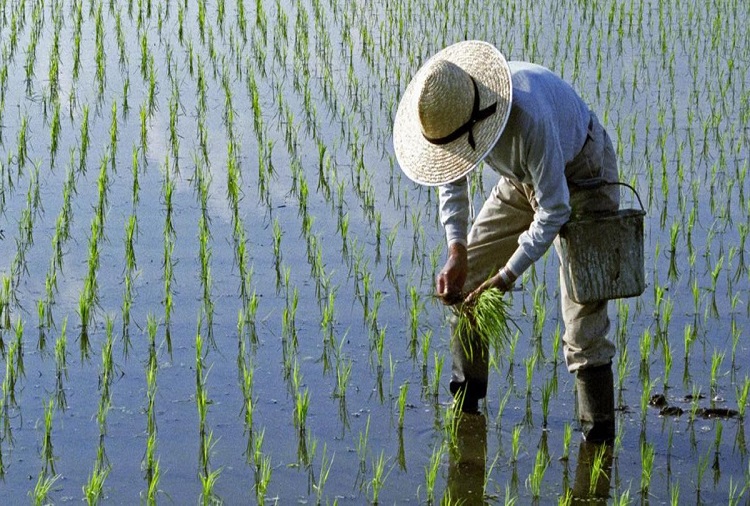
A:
[506,116,571,276]
[438,178,470,247]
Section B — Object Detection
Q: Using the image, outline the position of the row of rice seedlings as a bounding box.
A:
[195,325,221,504]
[31,398,60,505]
[54,318,68,410]
[8,162,41,292]
[120,148,140,352]
[78,146,113,360]
[252,429,273,504]
[0,318,25,450]
[0,1,24,63]
[318,288,337,373]
[310,442,334,505]
[21,0,45,95]
[289,359,312,465]
[93,0,107,99]
[143,314,161,503]
[84,317,116,504]
[161,158,175,355]
[193,150,215,347]
[220,64,261,346]
[114,7,128,72]
[0,274,11,332]
[422,441,444,504]
[79,105,90,172]
[237,336,256,463]
[71,0,84,82]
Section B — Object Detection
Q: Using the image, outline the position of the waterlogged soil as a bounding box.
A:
[0,0,749,504]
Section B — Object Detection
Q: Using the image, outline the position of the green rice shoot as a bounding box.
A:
[453,288,513,358]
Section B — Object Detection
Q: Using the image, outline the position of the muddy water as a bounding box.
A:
[0,0,748,504]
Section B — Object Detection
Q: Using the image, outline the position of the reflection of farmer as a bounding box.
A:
[393,41,618,443]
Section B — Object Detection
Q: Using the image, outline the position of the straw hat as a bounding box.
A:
[393,41,512,186]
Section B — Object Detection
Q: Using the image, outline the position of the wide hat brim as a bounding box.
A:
[393,41,512,186]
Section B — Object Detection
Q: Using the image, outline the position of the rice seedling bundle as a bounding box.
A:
[453,288,513,354]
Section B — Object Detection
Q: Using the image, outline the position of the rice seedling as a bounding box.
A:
[710,350,725,397]
[49,100,61,168]
[0,274,11,331]
[737,376,750,418]
[39,396,57,475]
[640,440,655,495]
[143,314,160,500]
[294,382,310,436]
[453,288,512,362]
[253,431,272,505]
[639,327,652,380]
[79,103,90,172]
[2,329,21,429]
[147,55,158,116]
[143,455,161,506]
[30,471,60,506]
[524,355,536,400]
[540,377,554,429]
[35,299,47,351]
[83,457,110,506]
[282,286,299,348]
[510,424,522,463]
[694,446,712,495]
[525,446,549,499]
[683,323,696,364]
[407,286,423,359]
[54,318,68,410]
[198,431,222,506]
[422,441,444,504]
[663,343,673,389]
[589,444,611,496]
[560,423,573,462]
[397,382,409,430]
[367,450,392,505]
[334,353,352,401]
[670,482,680,506]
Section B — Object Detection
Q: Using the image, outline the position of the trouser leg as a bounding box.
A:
[560,119,620,372]
[449,179,534,409]
[562,117,620,442]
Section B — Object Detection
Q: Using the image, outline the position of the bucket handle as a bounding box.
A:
[569,178,645,211]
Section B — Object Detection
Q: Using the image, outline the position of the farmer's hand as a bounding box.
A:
[465,267,516,304]
[436,243,467,305]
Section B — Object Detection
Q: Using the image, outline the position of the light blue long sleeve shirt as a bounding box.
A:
[438,61,592,277]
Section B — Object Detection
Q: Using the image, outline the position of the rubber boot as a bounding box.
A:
[576,363,615,443]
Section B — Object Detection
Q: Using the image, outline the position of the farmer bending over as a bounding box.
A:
[393,41,619,443]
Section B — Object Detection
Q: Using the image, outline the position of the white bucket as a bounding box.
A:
[558,185,646,304]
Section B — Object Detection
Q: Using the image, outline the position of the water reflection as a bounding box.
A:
[446,413,615,505]
[568,441,613,505]
[447,412,487,505]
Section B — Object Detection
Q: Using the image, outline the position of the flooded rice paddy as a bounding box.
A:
[0,0,748,503]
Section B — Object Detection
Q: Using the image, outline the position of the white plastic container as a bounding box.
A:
[559,207,647,304]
